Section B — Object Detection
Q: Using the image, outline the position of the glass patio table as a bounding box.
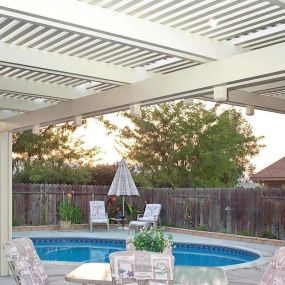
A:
[65,263,228,285]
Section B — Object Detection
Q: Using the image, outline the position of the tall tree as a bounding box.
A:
[105,101,264,188]
[13,123,100,184]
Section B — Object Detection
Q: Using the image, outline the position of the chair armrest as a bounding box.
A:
[137,214,143,220]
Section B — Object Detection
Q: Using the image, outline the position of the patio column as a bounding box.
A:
[0,132,12,276]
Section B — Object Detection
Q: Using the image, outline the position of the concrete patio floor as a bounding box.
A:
[0,229,280,285]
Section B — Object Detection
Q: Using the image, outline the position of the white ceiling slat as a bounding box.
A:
[67,39,104,57]
[169,0,239,29]
[95,45,133,62]
[240,32,285,48]
[57,37,93,54]
[86,43,122,59]
[230,24,285,45]
[0,0,244,62]
[206,14,285,40]
[183,0,271,32]
[5,23,38,44]
[17,26,51,46]
[157,0,219,26]
[48,34,84,52]
[250,38,285,50]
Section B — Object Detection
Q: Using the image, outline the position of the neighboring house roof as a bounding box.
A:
[251,157,285,181]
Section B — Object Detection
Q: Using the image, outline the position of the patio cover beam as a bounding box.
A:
[0,0,245,62]
[0,96,53,112]
[0,76,93,101]
[0,43,154,84]
[1,42,284,131]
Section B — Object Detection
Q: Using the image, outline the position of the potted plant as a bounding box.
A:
[59,192,82,230]
[127,227,173,253]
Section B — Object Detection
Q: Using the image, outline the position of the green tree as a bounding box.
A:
[105,101,264,188]
[13,123,100,184]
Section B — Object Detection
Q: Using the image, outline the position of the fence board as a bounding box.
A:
[12,184,285,239]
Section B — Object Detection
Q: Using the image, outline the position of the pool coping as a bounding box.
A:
[13,224,285,247]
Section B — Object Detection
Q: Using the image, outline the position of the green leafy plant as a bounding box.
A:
[59,198,74,221]
[71,205,82,224]
[237,229,251,236]
[259,230,276,239]
[131,227,173,253]
[194,224,209,231]
[59,193,82,223]
[12,216,24,227]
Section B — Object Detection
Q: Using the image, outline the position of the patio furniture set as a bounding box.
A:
[89,201,162,234]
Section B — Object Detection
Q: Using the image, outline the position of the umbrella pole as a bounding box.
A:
[122,196,125,217]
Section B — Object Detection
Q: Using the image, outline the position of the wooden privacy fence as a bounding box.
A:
[13,184,285,238]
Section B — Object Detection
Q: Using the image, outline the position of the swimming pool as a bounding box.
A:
[32,237,260,267]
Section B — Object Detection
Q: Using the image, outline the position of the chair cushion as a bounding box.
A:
[91,218,108,223]
[129,221,148,226]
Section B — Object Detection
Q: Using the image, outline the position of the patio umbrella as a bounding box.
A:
[108,159,139,217]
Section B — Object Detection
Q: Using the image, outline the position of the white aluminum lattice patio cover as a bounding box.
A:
[108,159,139,197]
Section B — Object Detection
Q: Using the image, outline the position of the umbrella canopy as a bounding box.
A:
[108,159,139,216]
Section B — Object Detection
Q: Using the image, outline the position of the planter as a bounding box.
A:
[59,220,72,231]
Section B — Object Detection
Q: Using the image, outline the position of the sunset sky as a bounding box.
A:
[75,103,285,173]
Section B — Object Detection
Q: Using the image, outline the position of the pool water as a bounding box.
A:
[33,238,259,267]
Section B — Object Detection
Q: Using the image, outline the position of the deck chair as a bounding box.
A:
[3,237,48,285]
[230,247,285,285]
[129,204,161,233]
[89,200,109,231]
[110,250,174,285]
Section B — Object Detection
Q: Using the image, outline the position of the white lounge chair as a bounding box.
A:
[3,237,67,285]
[129,204,161,233]
[110,250,174,285]
[89,200,109,231]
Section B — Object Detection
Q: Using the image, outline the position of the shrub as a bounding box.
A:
[194,224,209,231]
[237,229,251,236]
[131,227,173,253]
[259,230,276,239]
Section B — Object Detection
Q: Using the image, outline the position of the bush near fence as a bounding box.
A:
[13,184,285,239]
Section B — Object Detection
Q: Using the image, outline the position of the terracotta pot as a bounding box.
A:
[59,220,72,230]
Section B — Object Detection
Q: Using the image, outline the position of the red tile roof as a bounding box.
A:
[251,156,285,181]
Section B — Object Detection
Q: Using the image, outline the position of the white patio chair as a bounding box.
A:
[129,204,161,233]
[110,250,174,285]
[3,237,67,285]
[89,200,109,231]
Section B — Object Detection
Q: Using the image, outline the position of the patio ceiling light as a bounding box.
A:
[209,18,218,28]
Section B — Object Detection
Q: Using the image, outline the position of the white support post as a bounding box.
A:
[73,115,83,127]
[183,98,195,106]
[0,132,12,276]
[32,124,40,135]
[214,86,228,102]
[130,104,141,116]
[246,105,255,116]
